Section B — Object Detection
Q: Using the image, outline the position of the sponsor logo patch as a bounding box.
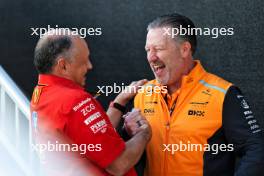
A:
[241,99,249,109]
[73,97,92,112]
[144,108,155,114]
[188,110,205,117]
[145,101,158,104]
[90,119,107,134]
[202,89,212,96]
[84,112,101,125]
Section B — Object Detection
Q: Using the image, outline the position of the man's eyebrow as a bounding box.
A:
[144,44,151,50]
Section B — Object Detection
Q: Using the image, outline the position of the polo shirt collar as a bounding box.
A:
[38,74,84,90]
[181,60,207,88]
[158,60,206,97]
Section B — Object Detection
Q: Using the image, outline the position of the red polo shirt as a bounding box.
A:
[30,74,136,176]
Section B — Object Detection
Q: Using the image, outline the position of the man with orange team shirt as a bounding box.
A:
[132,13,264,176]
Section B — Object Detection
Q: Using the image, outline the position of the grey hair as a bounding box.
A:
[147,13,197,55]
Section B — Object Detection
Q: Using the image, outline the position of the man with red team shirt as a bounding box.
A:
[30,29,151,176]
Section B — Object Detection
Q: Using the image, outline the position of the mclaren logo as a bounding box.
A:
[145,101,158,104]
[190,101,208,105]
[202,89,212,96]
[188,110,205,117]
[189,101,209,109]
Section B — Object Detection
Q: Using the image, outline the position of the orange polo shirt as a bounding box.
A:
[135,60,232,175]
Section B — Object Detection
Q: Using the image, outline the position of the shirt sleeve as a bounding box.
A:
[223,86,264,176]
[64,92,126,169]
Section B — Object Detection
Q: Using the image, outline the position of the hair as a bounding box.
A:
[34,35,73,73]
[147,13,197,55]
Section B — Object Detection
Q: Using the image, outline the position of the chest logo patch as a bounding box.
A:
[188,110,205,117]
[144,108,155,114]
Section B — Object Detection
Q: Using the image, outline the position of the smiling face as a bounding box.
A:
[145,27,192,92]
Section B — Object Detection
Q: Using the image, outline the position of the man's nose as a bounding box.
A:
[147,50,158,62]
[87,60,93,70]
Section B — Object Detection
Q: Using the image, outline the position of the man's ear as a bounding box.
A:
[180,41,192,58]
[57,57,68,72]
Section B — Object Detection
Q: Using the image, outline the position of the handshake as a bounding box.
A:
[110,79,152,141]
[123,108,152,140]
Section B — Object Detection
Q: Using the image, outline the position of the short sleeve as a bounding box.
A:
[64,92,126,168]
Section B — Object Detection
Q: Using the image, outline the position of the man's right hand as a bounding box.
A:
[123,109,152,141]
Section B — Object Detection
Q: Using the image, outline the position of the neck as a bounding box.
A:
[51,70,72,82]
[167,59,195,95]
[167,83,180,95]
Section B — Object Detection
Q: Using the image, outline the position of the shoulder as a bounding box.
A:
[201,72,233,94]
[59,87,94,114]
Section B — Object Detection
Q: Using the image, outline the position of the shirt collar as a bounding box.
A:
[38,74,84,90]
[181,60,207,88]
[158,60,206,97]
